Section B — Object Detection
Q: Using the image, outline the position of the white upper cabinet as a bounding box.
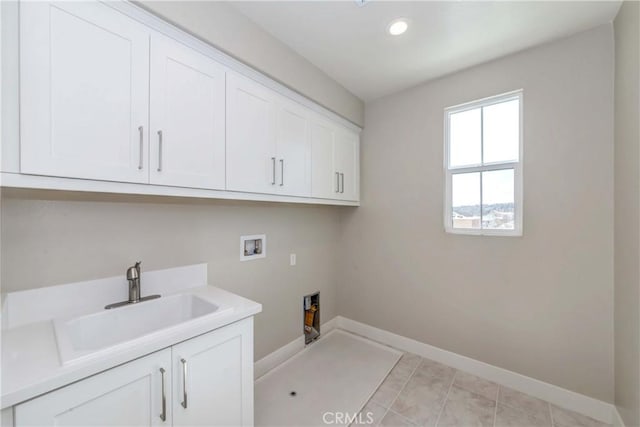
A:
[150,34,226,190]
[20,1,150,183]
[311,116,360,201]
[311,119,338,198]
[226,72,278,195]
[334,128,360,201]
[274,98,311,197]
[14,0,359,204]
[226,72,311,197]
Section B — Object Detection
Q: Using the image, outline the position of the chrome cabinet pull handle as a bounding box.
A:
[279,159,284,186]
[335,172,340,193]
[157,130,163,172]
[341,173,345,193]
[271,157,276,185]
[180,358,188,409]
[138,126,144,170]
[159,367,167,421]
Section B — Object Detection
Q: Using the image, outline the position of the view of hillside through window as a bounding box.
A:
[452,169,515,230]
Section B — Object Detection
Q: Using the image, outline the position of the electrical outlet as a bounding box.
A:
[290,253,297,266]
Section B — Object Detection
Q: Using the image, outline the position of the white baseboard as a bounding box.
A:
[612,407,626,427]
[254,317,337,380]
[334,316,615,425]
[254,334,304,380]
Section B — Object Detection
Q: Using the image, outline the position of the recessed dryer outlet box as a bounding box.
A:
[303,292,320,345]
[240,234,266,261]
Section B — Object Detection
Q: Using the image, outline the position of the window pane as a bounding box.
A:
[449,108,481,167]
[452,172,480,229]
[482,169,515,230]
[482,99,519,164]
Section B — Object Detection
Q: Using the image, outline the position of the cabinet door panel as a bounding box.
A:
[172,319,253,427]
[150,34,226,190]
[310,119,337,199]
[226,73,277,194]
[276,100,311,197]
[14,349,171,427]
[334,129,360,201]
[20,1,150,183]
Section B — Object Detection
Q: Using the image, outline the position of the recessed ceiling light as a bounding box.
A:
[388,18,408,36]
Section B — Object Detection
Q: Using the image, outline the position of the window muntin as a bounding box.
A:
[444,91,523,236]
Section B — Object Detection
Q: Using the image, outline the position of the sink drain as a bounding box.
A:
[289,391,297,397]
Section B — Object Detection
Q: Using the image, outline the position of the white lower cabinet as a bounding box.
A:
[14,318,254,427]
[172,319,253,426]
[14,349,171,426]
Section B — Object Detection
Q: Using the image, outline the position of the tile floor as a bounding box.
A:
[358,352,610,427]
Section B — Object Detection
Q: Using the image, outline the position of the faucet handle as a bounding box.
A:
[127,262,141,280]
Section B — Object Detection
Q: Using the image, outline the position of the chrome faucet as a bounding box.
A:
[127,261,142,303]
[105,261,161,309]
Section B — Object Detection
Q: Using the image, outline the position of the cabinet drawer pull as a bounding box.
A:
[280,159,284,186]
[157,130,163,172]
[271,157,276,185]
[159,367,167,421]
[341,173,345,194]
[181,358,188,409]
[335,172,340,193]
[138,126,144,170]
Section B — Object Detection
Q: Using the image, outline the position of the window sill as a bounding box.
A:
[444,227,522,237]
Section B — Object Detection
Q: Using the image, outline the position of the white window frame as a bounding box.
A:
[444,90,524,237]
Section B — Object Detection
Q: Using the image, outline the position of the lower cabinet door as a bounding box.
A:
[172,318,254,427]
[14,349,172,426]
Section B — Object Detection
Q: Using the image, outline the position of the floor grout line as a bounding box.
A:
[493,385,500,427]
[549,402,555,427]
[386,356,423,406]
[378,408,390,426]
[373,353,424,425]
[434,370,457,427]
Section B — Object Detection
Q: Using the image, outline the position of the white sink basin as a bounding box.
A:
[54,294,231,365]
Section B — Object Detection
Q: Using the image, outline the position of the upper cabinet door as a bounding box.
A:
[20,1,150,183]
[226,72,277,194]
[275,99,311,197]
[310,114,360,202]
[334,129,360,201]
[150,34,226,190]
[310,118,338,199]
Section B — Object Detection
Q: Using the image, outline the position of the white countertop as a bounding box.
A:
[1,266,262,409]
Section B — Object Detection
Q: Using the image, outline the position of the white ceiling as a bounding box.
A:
[230,1,622,101]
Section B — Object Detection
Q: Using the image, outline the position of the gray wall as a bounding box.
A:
[136,1,364,127]
[338,25,615,402]
[0,190,343,359]
[614,1,640,425]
